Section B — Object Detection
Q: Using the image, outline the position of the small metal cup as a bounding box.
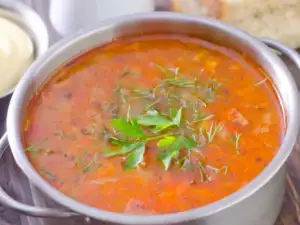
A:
[0,0,49,121]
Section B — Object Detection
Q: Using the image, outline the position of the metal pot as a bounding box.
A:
[0,12,299,225]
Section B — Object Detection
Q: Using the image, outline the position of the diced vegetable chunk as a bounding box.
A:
[228,108,249,127]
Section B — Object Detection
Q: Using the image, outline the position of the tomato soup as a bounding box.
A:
[23,34,284,214]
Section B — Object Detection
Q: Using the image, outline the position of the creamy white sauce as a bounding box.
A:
[0,17,34,96]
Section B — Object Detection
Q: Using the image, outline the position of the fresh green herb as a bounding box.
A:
[104,142,144,157]
[137,110,172,127]
[100,126,111,140]
[159,136,196,170]
[182,136,197,149]
[221,165,229,175]
[109,136,131,146]
[209,79,221,91]
[132,89,154,99]
[197,162,228,182]
[196,98,207,107]
[120,88,127,103]
[75,148,88,169]
[205,122,224,143]
[185,121,197,134]
[254,78,268,87]
[198,127,206,143]
[159,136,183,170]
[191,133,197,142]
[102,64,232,176]
[193,113,214,123]
[233,132,242,154]
[198,161,211,182]
[110,118,145,138]
[154,63,174,77]
[40,168,57,182]
[201,79,221,103]
[204,89,215,103]
[154,63,196,88]
[121,67,140,78]
[123,143,146,170]
[25,139,47,152]
[206,165,223,173]
[76,150,100,173]
[146,133,174,142]
[157,136,176,148]
[167,93,187,108]
[172,107,183,127]
[179,143,196,171]
[105,142,146,170]
[53,131,77,141]
[162,77,196,88]
[115,85,127,103]
[137,108,182,133]
[180,154,194,171]
[104,103,119,118]
[191,147,205,157]
[145,98,161,111]
[82,153,99,173]
[169,67,180,76]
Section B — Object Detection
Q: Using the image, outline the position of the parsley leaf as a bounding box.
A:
[137,110,172,126]
[138,108,183,133]
[138,110,174,133]
[110,118,145,138]
[157,136,176,148]
[109,137,131,146]
[182,137,197,149]
[123,143,146,170]
[172,107,183,127]
[104,142,144,157]
[159,136,183,170]
[159,136,196,170]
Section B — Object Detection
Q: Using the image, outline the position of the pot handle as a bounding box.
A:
[260,38,300,74]
[0,133,80,218]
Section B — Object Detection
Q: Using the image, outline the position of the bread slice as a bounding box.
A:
[172,0,300,48]
[172,0,220,17]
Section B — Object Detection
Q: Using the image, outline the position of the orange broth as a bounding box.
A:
[23,34,284,214]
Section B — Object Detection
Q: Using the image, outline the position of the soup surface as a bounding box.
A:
[24,34,284,214]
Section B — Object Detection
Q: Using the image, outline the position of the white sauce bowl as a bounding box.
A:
[0,0,49,99]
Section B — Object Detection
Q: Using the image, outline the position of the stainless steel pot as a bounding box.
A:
[0,12,299,225]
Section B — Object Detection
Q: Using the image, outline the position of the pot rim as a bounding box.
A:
[6,12,300,224]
